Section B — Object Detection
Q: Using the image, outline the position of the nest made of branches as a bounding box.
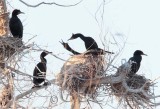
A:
[0,37,23,66]
[112,75,151,97]
[111,62,153,109]
[57,53,107,97]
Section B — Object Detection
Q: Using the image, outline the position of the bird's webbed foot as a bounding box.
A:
[43,82,51,86]
[31,85,41,89]
[105,50,114,54]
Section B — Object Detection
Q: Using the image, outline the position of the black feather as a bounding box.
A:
[33,52,49,86]
[68,33,114,54]
[128,50,147,77]
[9,9,23,38]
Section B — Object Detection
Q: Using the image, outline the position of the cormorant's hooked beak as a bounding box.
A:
[68,37,73,41]
[19,11,25,14]
[68,33,75,41]
[44,51,52,54]
[142,53,147,56]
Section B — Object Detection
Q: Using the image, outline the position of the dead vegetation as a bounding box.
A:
[57,53,159,109]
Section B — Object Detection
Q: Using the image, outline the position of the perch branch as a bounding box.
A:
[4,79,56,108]
[7,66,52,83]
[19,0,83,7]
[82,74,125,87]
[16,79,55,100]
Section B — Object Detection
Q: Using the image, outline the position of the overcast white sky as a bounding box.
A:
[6,0,160,108]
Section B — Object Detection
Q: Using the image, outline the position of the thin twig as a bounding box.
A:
[19,0,83,7]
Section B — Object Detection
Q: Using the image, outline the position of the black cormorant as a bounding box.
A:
[68,33,114,54]
[60,40,80,55]
[9,9,24,38]
[33,51,52,88]
[68,33,98,50]
[128,50,147,77]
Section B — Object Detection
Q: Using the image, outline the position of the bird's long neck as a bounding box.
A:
[65,45,80,55]
[78,34,86,41]
[12,14,18,18]
[40,56,47,63]
[133,55,142,63]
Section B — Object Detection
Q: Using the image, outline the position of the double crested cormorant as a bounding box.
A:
[60,40,108,55]
[68,33,114,54]
[60,40,80,55]
[33,51,52,88]
[9,9,24,38]
[128,50,147,77]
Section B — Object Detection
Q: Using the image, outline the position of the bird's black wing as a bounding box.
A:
[9,17,23,38]
[85,37,98,50]
[128,57,140,75]
[33,62,46,76]
[97,48,114,54]
[33,62,46,85]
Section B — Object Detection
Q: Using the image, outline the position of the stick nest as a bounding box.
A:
[112,75,150,97]
[0,37,23,62]
[57,54,106,97]
[111,62,153,109]
[57,53,157,108]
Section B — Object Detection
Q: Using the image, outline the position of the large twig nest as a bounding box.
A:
[0,37,23,65]
[57,53,159,108]
[57,53,107,96]
[111,62,153,108]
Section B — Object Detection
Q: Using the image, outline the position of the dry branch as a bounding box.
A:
[56,53,160,109]
[0,36,32,108]
[0,36,159,109]
[19,0,83,7]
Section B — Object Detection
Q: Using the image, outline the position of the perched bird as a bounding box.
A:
[128,50,147,77]
[68,33,98,50]
[9,9,24,38]
[68,33,114,54]
[33,51,52,88]
[60,40,80,55]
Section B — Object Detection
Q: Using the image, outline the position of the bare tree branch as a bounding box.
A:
[19,0,84,7]
[4,83,50,108]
